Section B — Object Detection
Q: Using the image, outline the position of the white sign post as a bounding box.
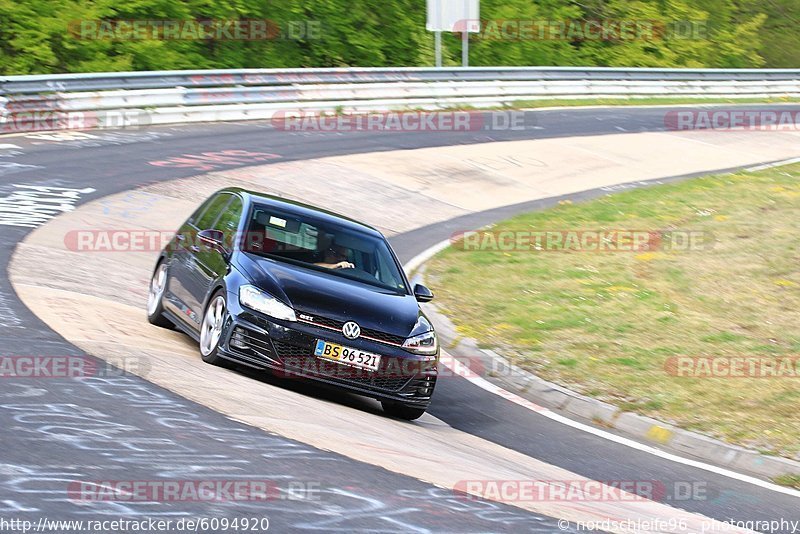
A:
[426,0,480,67]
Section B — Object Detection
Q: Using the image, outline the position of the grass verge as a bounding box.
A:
[774,474,800,490]
[427,162,800,460]
[512,96,800,108]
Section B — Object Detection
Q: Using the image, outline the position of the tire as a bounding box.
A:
[146,261,173,328]
[199,289,229,366]
[381,401,426,421]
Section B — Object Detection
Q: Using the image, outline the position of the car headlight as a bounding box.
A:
[402,330,438,356]
[239,285,296,322]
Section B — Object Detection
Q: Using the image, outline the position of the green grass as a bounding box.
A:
[427,163,800,459]
[512,96,800,108]
[393,96,800,115]
[774,474,800,490]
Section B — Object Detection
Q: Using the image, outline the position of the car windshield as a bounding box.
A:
[242,204,407,293]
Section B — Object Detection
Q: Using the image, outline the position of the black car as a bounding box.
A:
[146,188,438,420]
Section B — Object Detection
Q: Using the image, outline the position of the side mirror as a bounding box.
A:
[197,229,229,256]
[413,284,434,303]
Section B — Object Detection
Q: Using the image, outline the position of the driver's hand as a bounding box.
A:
[335,261,355,269]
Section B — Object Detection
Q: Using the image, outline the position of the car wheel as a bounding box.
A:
[199,290,229,366]
[146,261,173,328]
[381,401,426,421]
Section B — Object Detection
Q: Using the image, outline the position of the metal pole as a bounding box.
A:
[434,0,443,68]
[462,0,469,67]
[462,29,469,66]
[435,31,442,67]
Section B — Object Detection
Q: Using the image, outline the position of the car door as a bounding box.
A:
[165,192,233,327]
[191,194,244,311]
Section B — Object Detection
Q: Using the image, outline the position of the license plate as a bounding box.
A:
[314,340,381,372]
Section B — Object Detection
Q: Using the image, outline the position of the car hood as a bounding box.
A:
[237,252,421,337]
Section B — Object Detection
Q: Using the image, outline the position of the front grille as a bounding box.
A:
[273,341,414,392]
[273,340,311,359]
[296,311,406,346]
[369,375,413,391]
[359,328,406,346]
[304,315,340,329]
[229,326,280,365]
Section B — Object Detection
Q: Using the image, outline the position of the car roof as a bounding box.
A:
[221,187,383,236]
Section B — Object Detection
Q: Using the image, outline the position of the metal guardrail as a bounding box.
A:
[1,67,799,131]
[3,67,800,93]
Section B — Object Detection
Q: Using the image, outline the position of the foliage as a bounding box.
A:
[0,0,792,74]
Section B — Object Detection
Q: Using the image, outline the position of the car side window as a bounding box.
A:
[214,196,243,233]
[195,194,232,230]
[187,196,214,226]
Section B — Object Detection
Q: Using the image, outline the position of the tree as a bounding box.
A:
[0,0,790,74]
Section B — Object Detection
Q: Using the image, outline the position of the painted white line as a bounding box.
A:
[436,353,800,499]
[404,238,453,276]
[745,157,800,172]
[0,144,21,149]
[403,215,800,499]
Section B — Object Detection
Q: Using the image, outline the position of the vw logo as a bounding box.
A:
[342,321,361,339]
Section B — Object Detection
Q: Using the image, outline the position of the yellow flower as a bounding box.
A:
[635,252,663,262]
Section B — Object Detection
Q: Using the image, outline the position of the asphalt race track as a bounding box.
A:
[2,106,800,532]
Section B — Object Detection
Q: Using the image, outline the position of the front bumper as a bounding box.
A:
[217,306,438,407]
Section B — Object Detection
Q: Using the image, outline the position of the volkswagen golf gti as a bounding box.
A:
[146,188,438,420]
